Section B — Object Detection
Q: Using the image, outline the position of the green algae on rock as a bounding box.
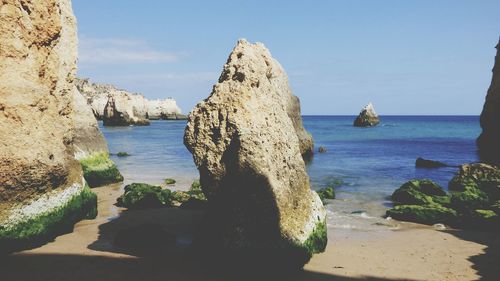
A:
[170,180,208,206]
[391,179,448,206]
[116,183,172,209]
[316,187,335,203]
[79,152,124,187]
[164,178,176,185]
[0,183,97,253]
[388,164,500,229]
[450,186,489,213]
[387,205,458,225]
[448,163,500,192]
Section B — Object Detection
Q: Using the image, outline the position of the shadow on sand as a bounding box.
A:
[444,229,500,281]
[1,206,411,281]
[2,205,498,281]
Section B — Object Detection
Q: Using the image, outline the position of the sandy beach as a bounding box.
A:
[1,184,497,281]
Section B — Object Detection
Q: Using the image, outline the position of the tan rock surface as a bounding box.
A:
[184,39,325,267]
[72,88,109,159]
[0,0,81,211]
[103,91,150,126]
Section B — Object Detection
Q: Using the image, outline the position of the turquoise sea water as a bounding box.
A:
[101,116,481,231]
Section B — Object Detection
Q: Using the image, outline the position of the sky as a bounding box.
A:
[73,0,500,115]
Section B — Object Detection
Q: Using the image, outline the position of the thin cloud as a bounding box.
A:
[78,36,185,64]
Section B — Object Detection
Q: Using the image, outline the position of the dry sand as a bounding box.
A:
[1,184,498,281]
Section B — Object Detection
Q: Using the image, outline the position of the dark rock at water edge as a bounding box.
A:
[477,39,500,166]
[415,157,449,168]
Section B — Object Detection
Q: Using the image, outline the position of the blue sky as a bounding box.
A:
[73,0,500,115]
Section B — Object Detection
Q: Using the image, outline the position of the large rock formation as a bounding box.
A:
[184,39,326,269]
[146,99,182,120]
[0,0,97,251]
[353,102,380,127]
[75,78,113,119]
[76,78,186,121]
[478,39,500,165]
[73,89,123,187]
[103,92,150,126]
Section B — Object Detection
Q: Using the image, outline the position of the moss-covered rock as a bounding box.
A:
[186,180,207,201]
[171,191,191,206]
[316,187,335,202]
[301,219,328,255]
[164,178,176,185]
[116,183,173,209]
[465,210,499,229]
[0,184,97,253]
[386,204,458,225]
[116,152,130,157]
[79,152,124,187]
[449,163,500,193]
[170,180,208,206]
[391,179,448,206]
[450,186,489,213]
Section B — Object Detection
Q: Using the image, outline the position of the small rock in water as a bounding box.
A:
[353,102,380,127]
[433,223,446,230]
[318,146,327,153]
[415,157,448,168]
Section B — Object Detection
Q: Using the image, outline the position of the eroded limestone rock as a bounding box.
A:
[103,92,150,126]
[0,0,97,251]
[184,39,326,269]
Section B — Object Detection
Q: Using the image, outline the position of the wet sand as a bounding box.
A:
[1,185,498,281]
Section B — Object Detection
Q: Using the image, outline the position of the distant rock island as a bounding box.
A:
[354,102,380,127]
[477,38,500,165]
[76,78,186,126]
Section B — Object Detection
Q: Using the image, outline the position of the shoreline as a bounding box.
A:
[2,184,497,281]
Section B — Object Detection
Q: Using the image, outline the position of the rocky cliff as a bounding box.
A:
[354,102,380,127]
[76,78,185,122]
[478,39,500,165]
[184,39,326,269]
[147,99,182,119]
[0,0,97,251]
[103,92,150,126]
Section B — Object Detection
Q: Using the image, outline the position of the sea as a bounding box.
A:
[100,116,481,233]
